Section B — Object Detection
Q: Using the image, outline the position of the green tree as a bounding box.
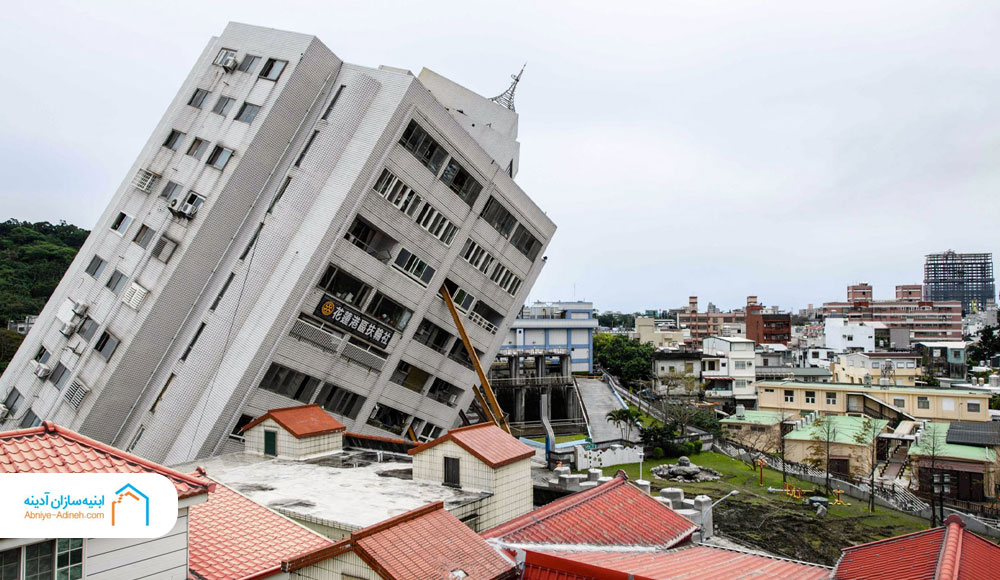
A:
[0,329,25,374]
[969,326,1000,365]
[594,333,653,385]
[605,407,641,442]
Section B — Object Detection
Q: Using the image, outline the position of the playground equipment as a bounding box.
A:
[831,488,850,506]
[756,457,767,486]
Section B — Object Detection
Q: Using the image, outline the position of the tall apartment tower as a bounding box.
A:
[924,251,995,314]
[0,23,555,464]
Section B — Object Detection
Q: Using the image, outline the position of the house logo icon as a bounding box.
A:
[112,483,149,527]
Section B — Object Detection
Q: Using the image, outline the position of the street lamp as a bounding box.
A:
[701,490,739,542]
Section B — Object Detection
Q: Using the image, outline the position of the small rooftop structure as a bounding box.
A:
[241,404,347,460]
[784,416,889,446]
[0,421,211,499]
[242,404,346,438]
[284,502,517,580]
[833,514,997,579]
[188,476,334,580]
[409,422,535,468]
[483,471,696,548]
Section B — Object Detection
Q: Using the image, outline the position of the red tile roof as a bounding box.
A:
[482,471,696,547]
[0,421,211,499]
[284,502,517,580]
[242,404,346,439]
[522,546,831,580]
[408,423,534,468]
[188,476,334,580]
[834,514,1000,579]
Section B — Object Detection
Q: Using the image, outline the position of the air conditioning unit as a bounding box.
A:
[168,197,181,210]
[71,300,89,317]
[59,320,79,337]
[0,404,8,421]
[34,363,52,379]
[222,55,238,72]
[178,202,199,218]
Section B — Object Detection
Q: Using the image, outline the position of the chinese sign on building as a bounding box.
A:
[314,295,394,349]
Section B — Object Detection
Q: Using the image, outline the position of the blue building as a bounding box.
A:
[500,301,597,373]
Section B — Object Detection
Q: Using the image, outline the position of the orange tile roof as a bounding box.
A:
[408,423,534,468]
[242,404,346,439]
[284,502,517,580]
[188,476,334,580]
[483,472,696,547]
[522,546,831,580]
[0,422,211,498]
[833,514,1000,579]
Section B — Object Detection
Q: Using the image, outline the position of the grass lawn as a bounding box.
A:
[626,403,661,428]
[529,434,588,444]
[586,451,929,565]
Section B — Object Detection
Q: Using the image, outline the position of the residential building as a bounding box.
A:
[831,352,922,387]
[676,296,746,341]
[6,315,37,335]
[791,323,825,349]
[823,316,875,353]
[0,421,212,579]
[652,350,703,381]
[721,409,791,453]
[757,380,991,423]
[790,367,832,383]
[822,283,963,341]
[914,341,968,380]
[833,514,1000,580]
[500,301,598,373]
[909,423,996,503]
[798,347,836,368]
[701,336,756,406]
[924,251,996,314]
[633,316,687,350]
[0,23,554,464]
[783,415,889,478]
[745,298,791,345]
[964,303,998,339]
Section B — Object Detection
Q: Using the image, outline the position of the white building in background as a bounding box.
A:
[824,315,875,353]
[0,23,554,464]
[701,336,757,404]
[501,301,598,373]
[632,316,687,350]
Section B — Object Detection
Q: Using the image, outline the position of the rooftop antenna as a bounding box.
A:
[489,63,525,111]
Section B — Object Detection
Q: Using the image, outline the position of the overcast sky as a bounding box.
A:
[3,1,999,313]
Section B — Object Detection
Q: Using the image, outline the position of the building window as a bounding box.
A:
[241,223,264,260]
[187,137,209,160]
[440,159,482,206]
[268,176,291,212]
[211,96,236,116]
[163,129,185,150]
[480,196,517,238]
[188,88,210,108]
[24,540,55,578]
[489,263,522,296]
[372,168,422,216]
[259,363,320,404]
[230,414,254,440]
[367,404,409,435]
[180,323,205,362]
[85,255,106,278]
[428,378,462,407]
[942,398,955,412]
[321,85,346,120]
[893,398,905,408]
[77,316,99,342]
[106,269,128,295]
[132,224,155,249]
[918,396,930,409]
[969,401,982,413]
[315,383,365,419]
[49,362,70,389]
[318,265,371,307]
[54,539,83,578]
[805,391,815,404]
[213,48,237,66]
[365,292,412,331]
[237,54,260,73]
[35,347,51,365]
[161,180,183,203]
[415,204,458,245]
[110,212,133,235]
[826,392,837,405]
[94,331,120,360]
[734,360,748,370]
[235,102,261,123]
[150,374,174,414]
[3,388,24,416]
[19,409,41,428]
[210,273,236,311]
[510,225,542,261]
[207,145,234,170]
[461,239,495,274]
[444,456,461,487]
[445,281,476,312]
[393,248,436,286]
[171,191,206,217]
[390,361,431,392]
[152,236,178,263]
[127,426,144,452]
[294,130,318,167]
[399,120,448,174]
[259,58,288,81]
[413,319,452,353]
[784,390,794,403]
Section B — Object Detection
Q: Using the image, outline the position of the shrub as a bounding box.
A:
[652,447,664,459]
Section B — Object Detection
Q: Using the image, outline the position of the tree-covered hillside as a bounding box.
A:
[0,219,89,371]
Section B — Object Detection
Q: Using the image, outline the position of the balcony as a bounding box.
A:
[341,340,387,372]
[469,301,504,335]
[345,216,395,263]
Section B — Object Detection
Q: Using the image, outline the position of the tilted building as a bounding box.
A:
[0,23,555,464]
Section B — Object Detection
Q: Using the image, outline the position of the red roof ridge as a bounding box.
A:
[408,422,535,468]
[241,404,346,439]
[0,422,213,496]
[484,472,630,539]
[353,501,444,540]
[935,515,966,580]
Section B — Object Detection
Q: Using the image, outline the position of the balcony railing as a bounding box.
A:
[345,233,392,263]
[468,310,498,334]
[490,376,574,388]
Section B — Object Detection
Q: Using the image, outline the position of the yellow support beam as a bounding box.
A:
[439,285,510,433]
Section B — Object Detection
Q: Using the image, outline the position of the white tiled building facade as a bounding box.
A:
[0,23,555,463]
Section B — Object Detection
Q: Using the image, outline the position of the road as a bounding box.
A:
[576,377,631,443]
